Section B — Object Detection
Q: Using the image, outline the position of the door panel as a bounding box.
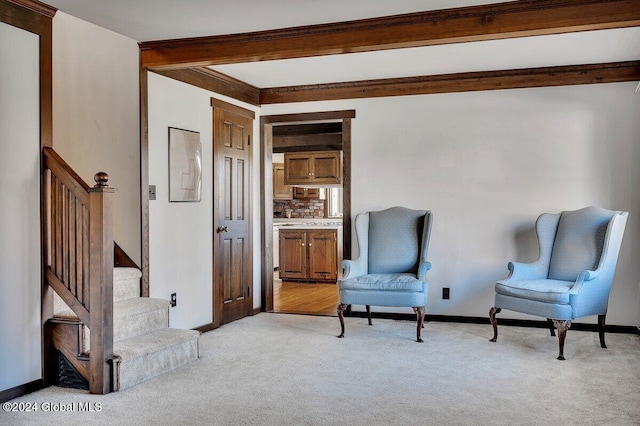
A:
[273,164,293,200]
[279,230,306,280]
[284,153,313,184]
[236,159,245,220]
[308,230,337,281]
[313,152,341,183]
[224,157,232,220]
[213,100,253,326]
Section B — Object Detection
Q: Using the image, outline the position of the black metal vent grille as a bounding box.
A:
[57,351,89,390]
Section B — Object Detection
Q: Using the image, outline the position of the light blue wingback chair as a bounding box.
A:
[338,207,432,342]
[490,206,628,360]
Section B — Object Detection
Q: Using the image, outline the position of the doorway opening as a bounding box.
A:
[260,110,355,315]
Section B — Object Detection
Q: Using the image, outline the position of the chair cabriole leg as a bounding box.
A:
[598,314,607,348]
[546,318,556,336]
[489,307,501,342]
[337,303,348,338]
[553,319,571,360]
[413,306,425,343]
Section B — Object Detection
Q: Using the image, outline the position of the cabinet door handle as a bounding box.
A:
[308,243,313,246]
[301,243,305,246]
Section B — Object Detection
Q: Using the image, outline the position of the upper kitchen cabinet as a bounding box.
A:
[284,151,341,185]
[293,187,320,199]
[273,163,293,200]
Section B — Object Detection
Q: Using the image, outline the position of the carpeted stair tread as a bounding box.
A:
[55,297,170,346]
[53,298,169,337]
[114,328,200,360]
[55,297,168,320]
[114,328,200,390]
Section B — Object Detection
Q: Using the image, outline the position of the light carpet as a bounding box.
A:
[2,313,639,425]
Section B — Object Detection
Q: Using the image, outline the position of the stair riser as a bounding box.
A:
[53,267,142,316]
[115,338,198,390]
[115,308,168,342]
[113,267,142,302]
[114,278,140,302]
[84,306,169,346]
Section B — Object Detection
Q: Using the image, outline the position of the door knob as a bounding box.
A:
[217,226,228,233]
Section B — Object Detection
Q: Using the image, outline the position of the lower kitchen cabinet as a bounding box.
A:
[279,229,337,281]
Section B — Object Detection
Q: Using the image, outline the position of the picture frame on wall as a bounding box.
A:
[169,127,202,202]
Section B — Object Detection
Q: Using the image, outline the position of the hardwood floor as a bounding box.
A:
[273,272,338,316]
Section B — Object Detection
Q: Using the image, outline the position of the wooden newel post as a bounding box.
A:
[88,172,116,394]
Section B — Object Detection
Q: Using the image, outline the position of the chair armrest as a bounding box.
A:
[342,258,367,279]
[503,261,548,281]
[569,269,600,294]
[418,261,432,281]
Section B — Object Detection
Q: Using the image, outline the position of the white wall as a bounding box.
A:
[262,82,640,326]
[148,73,261,329]
[53,12,141,264]
[0,22,41,392]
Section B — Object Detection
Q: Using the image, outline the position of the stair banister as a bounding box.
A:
[88,172,115,394]
[43,147,115,394]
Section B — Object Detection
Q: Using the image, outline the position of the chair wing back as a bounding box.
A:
[368,207,428,274]
[548,206,618,281]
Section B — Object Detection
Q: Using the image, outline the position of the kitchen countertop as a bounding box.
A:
[274,218,342,229]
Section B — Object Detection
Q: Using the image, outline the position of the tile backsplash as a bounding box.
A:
[274,199,325,218]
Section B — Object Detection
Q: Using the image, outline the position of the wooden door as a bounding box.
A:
[279,230,307,280]
[213,99,254,326]
[308,230,337,281]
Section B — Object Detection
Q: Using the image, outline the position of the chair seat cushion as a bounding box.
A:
[495,279,574,304]
[340,273,424,292]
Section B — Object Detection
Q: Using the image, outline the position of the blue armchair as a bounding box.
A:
[490,206,628,360]
[337,207,432,342]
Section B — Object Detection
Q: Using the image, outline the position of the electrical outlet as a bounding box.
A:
[442,287,450,300]
[170,293,177,307]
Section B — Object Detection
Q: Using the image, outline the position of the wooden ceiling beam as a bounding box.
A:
[139,0,640,69]
[273,123,342,136]
[273,133,343,155]
[151,68,260,106]
[259,61,640,104]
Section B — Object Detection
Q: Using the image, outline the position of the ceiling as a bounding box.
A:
[43,0,640,90]
[44,0,513,41]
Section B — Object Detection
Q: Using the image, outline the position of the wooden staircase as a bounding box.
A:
[42,148,198,393]
[47,268,199,391]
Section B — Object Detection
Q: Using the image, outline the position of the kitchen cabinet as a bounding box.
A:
[284,151,341,185]
[279,229,337,281]
[273,163,293,200]
[293,187,320,199]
